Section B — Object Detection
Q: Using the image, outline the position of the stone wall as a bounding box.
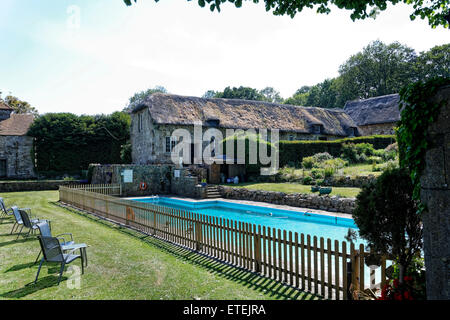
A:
[0,135,36,179]
[358,123,397,136]
[324,175,377,188]
[217,185,356,214]
[91,164,173,197]
[170,167,205,198]
[91,164,207,198]
[0,180,81,193]
[420,85,450,300]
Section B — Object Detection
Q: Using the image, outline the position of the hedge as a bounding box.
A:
[278,135,396,167]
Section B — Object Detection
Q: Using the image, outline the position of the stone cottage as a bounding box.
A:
[130,93,359,182]
[0,101,36,179]
[344,93,401,135]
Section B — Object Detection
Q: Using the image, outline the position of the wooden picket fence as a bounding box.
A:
[59,184,392,300]
[64,183,122,196]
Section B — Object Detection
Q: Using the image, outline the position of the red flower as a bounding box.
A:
[394,292,403,300]
[404,291,412,300]
[393,279,400,288]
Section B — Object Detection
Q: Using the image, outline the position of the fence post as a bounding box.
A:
[346,258,353,300]
[254,225,262,273]
[350,246,361,300]
[195,214,203,251]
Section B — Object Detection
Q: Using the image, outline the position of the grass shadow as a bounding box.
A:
[54,201,320,301]
[0,276,65,299]
[4,261,37,273]
[0,237,36,248]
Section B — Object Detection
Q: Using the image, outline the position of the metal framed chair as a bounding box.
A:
[15,208,49,240]
[35,236,84,285]
[10,206,24,235]
[0,197,13,218]
[34,222,87,266]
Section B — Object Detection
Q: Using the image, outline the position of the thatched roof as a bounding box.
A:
[344,94,401,126]
[0,114,34,136]
[0,101,12,110]
[133,93,358,137]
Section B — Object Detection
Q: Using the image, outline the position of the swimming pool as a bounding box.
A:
[129,196,365,246]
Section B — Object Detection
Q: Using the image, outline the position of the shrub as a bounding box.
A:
[322,158,348,170]
[353,167,423,286]
[373,159,399,172]
[341,142,377,164]
[323,166,335,178]
[302,176,314,185]
[368,156,384,164]
[311,168,324,179]
[278,135,396,167]
[312,152,333,162]
[301,156,315,169]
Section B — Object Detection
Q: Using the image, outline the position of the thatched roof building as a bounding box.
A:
[0,114,35,136]
[133,93,358,137]
[344,94,401,127]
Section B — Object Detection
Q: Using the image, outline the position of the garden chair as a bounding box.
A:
[35,235,84,285]
[10,206,24,234]
[0,197,13,218]
[14,208,49,240]
[34,221,88,267]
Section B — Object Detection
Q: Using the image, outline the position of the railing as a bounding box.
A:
[63,183,122,196]
[59,184,392,300]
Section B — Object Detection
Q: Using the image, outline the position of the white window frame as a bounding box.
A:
[165,136,178,153]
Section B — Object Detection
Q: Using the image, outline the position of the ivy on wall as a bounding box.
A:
[396,77,450,207]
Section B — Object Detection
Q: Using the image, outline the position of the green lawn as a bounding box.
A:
[0,191,317,300]
[293,163,382,178]
[224,183,361,198]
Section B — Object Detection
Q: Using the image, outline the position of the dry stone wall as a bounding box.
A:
[217,185,356,214]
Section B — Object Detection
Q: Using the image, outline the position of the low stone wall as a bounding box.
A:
[171,168,205,199]
[253,173,378,188]
[0,180,82,193]
[217,186,356,214]
[91,164,174,197]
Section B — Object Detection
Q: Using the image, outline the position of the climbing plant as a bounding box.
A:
[396,77,450,207]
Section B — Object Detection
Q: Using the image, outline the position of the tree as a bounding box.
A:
[2,95,38,116]
[353,167,423,282]
[202,90,219,98]
[415,43,450,80]
[259,86,284,103]
[28,112,130,173]
[215,86,266,101]
[124,0,450,29]
[125,86,168,111]
[337,40,417,102]
[285,79,341,108]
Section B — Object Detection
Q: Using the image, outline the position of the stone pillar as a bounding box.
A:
[420,85,450,300]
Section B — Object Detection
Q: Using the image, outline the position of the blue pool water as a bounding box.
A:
[130,197,365,246]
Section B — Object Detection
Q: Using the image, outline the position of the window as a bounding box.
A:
[165,136,178,153]
[312,125,322,134]
[348,127,356,137]
[137,113,143,132]
[210,136,216,157]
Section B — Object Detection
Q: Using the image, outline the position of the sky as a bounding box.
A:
[0,0,448,115]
